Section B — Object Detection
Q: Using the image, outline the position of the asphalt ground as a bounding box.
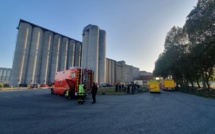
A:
[0,89,215,134]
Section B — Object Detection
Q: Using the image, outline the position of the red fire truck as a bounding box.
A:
[51,67,94,98]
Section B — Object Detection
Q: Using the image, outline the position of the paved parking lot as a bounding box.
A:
[0,89,215,134]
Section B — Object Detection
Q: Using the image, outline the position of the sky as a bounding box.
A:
[0,0,197,72]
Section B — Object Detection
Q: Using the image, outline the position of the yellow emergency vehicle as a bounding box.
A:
[163,80,175,91]
[149,81,161,93]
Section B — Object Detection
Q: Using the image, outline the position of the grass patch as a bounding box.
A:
[97,87,149,95]
[97,87,126,95]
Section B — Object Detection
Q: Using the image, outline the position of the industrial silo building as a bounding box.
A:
[10,20,140,87]
[10,20,82,86]
[0,67,11,84]
[81,24,106,84]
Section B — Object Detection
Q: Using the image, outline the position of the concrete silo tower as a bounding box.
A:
[81,24,106,84]
[98,30,106,84]
[10,21,32,86]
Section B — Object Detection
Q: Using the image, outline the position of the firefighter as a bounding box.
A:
[78,83,85,104]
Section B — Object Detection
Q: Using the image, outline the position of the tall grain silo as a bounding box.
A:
[10,21,32,86]
[67,40,76,68]
[39,31,53,84]
[82,24,106,84]
[49,34,61,83]
[60,37,69,71]
[74,42,82,67]
[98,30,106,84]
[82,25,100,83]
[25,27,44,84]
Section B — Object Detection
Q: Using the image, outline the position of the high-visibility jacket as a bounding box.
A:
[78,84,85,96]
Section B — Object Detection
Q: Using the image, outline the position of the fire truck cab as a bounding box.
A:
[51,67,94,98]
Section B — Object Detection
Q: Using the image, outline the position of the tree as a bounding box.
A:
[154,0,215,96]
[154,26,189,86]
[184,0,215,94]
[185,0,215,44]
[153,53,169,78]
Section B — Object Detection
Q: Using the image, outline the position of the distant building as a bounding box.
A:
[138,71,154,82]
[116,61,139,84]
[105,59,139,84]
[106,58,116,84]
[0,67,11,83]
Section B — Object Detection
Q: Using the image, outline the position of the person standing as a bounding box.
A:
[91,83,98,104]
[78,83,85,104]
[115,83,118,92]
[131,83,135,94]
[127,84,130,94]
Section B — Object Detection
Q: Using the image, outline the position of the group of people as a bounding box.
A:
[115,83,140,94]
[127,83,140,94]
[78,82,98,104]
